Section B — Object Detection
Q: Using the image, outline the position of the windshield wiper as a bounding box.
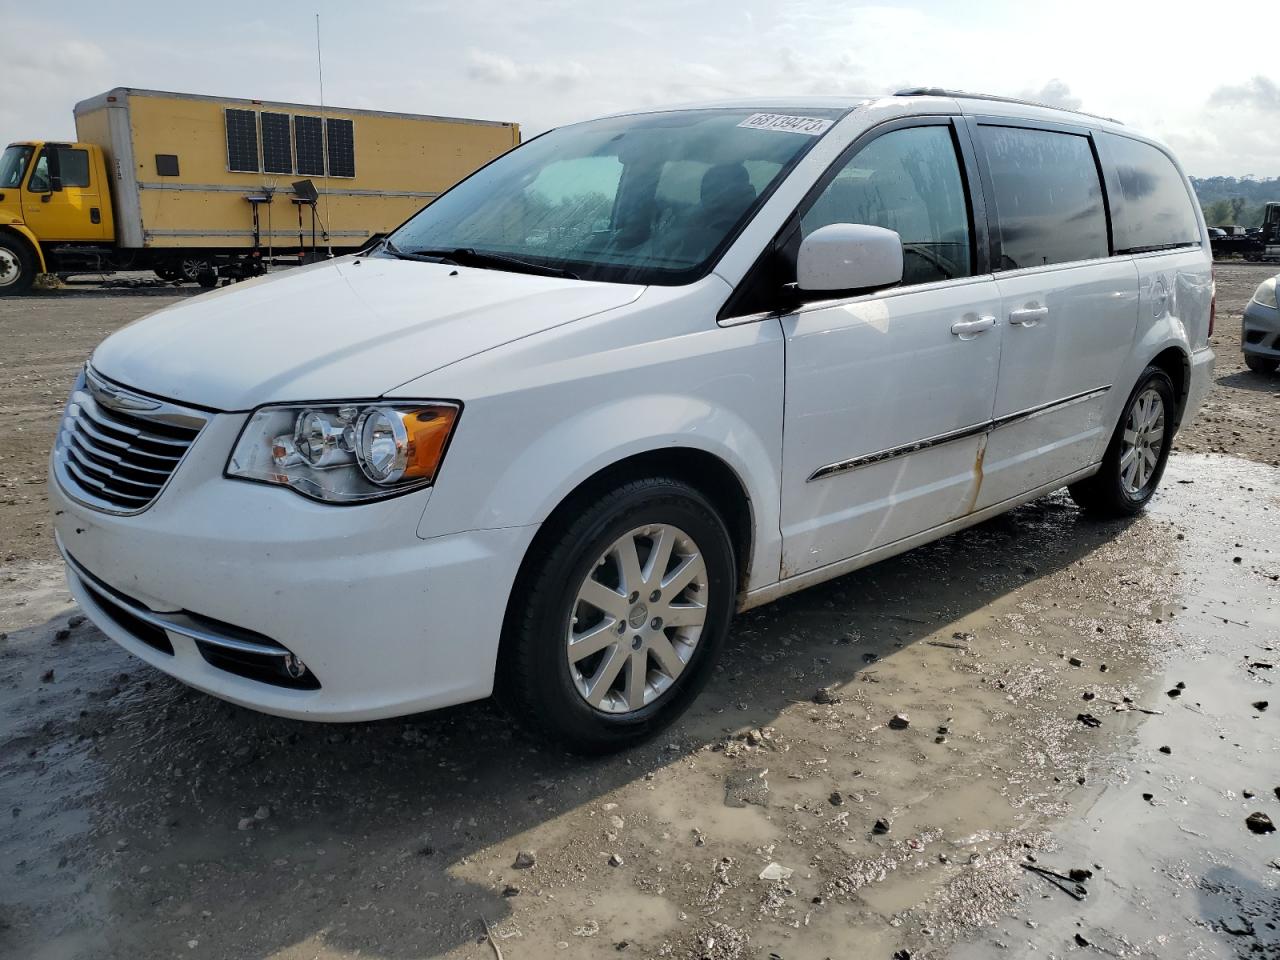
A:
[411,247,580,280]
[380,238,457,265]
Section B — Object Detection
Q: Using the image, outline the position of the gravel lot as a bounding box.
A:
[1,266,1277,960]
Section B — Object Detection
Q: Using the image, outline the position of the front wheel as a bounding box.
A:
[497,477,737,753]
[0,236,35,295]
[1069,366,1176,517]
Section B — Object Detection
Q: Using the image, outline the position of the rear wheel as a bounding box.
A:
[497,477,736,753]
[1244,354,1278,375]
[1069,366,1176,517]
[0,235,35,296]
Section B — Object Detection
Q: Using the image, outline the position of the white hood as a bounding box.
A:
[91,257,644,410]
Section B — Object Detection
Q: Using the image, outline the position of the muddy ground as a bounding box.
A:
[1,265,1277,960]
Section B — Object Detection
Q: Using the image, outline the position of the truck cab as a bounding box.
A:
[1,141,114,240]
[1263,202,1280,260]
[0,141,114,293]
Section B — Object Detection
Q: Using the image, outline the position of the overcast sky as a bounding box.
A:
[3,0,1277,178]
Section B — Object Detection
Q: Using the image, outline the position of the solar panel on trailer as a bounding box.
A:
[261,112,293,174]
[294,115,325,176]
[326,118,355,178]
[225,109,259,172]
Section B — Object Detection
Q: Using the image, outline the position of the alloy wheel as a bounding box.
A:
[1119,387,1165,497]
[179,258,208,282]
[566,523,708,714]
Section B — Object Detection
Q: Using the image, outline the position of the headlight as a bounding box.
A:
[1252,277,1278,309]
[226,401,459,503]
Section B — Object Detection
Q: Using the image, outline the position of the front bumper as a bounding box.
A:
[50,410,538,721]
[1243,299,1280,359]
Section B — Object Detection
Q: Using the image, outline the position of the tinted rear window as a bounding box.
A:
[979,125,1108,270]
[1102,134,1200,253]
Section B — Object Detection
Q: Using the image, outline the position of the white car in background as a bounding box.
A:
[51,90,1214,751]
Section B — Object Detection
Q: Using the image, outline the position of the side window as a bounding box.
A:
[26,148,89,191]
[978,126,1108,269]
[802,125,972,285]
[56,148,90,188]
[27,152,50,192]
[1101,134,1200,252]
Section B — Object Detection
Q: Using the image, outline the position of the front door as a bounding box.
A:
[779,121,1002,578]
[23,144,106,242]
[968,122,1139,509]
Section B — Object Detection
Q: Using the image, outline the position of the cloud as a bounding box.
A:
[465,48,588,90]
[1160,75,1280,177]
[1208,76,1280,111]
[0,32,111,140]
[466,49,521,84]
[1019,79,1082,111]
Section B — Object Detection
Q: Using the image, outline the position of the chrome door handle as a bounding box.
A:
[1009,305,1048,326]
[951,315,996,339]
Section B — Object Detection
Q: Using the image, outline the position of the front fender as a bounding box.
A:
[1,224,47,271]
[419,392,783,593]
[406,289,787,592]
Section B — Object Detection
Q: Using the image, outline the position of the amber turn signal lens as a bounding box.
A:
[402,406,458,481]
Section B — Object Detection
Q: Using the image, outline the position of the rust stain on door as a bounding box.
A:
[964,434,988,516]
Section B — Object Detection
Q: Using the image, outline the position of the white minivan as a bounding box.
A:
[51,91,1214,751]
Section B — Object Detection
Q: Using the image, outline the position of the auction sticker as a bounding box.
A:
[737,113,834,136]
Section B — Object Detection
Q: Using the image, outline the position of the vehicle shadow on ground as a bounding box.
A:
[1194,865,1280,952]
[0,494,1136,958]
[1215,369,1279,393]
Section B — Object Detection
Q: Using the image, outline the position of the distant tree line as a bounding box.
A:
[1191,176,1280,228]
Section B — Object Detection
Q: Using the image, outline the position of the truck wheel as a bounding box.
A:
[497,476,737,753]
[0,236,35,296]
[1069,366,1176,517]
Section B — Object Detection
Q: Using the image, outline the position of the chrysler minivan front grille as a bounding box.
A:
[53,367,206,514]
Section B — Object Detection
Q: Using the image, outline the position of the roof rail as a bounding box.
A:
[893,87,1122,125]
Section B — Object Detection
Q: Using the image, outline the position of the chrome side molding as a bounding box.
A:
[808,385,1111,482]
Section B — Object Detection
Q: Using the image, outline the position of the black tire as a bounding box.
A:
[178,257,209,283]
[497,476,737,753]
[1069,366,1177,517]
[154,265,181,282]
[195,268,219,289]
[1244,354,1278,375]
[0,235,36,296]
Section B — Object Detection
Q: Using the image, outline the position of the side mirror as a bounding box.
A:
[796,223,903,295]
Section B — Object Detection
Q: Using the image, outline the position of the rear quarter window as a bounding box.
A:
[978,125,1108,270]
[1101,134,1200,253]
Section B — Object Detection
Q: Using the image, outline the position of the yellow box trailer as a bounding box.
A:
[0,88,520,293]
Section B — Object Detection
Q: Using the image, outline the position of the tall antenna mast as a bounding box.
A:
[315,12,332,257]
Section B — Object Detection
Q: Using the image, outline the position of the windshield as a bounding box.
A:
[387,107,846,285]
[0,145,33,190]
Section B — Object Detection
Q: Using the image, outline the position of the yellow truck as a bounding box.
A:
[0,87,520,294]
